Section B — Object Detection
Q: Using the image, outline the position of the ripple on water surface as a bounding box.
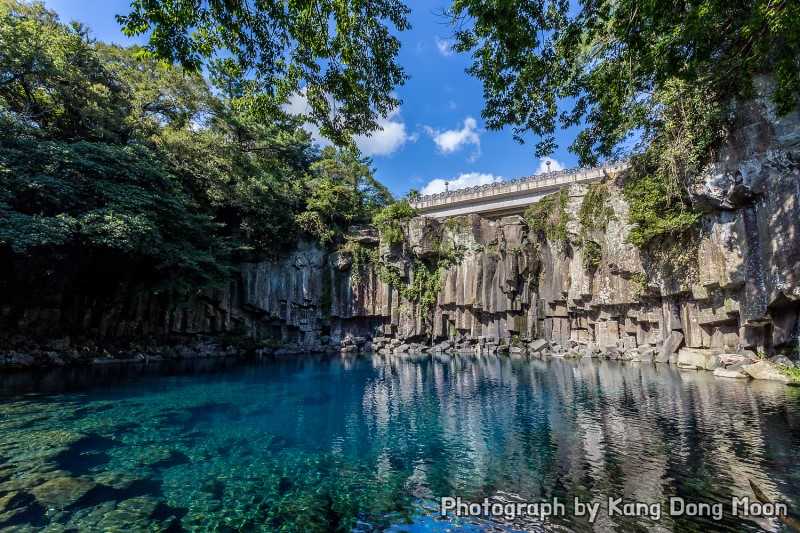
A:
[0,354,799,532]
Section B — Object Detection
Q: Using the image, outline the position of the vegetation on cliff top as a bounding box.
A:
[296,147,393,244]
[448,0,799,162]
[0,1,398,294]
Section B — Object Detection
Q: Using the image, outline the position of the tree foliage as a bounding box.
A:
[0,123,231,288]
[117,0,411,145]
[448,0,799,247]
[0,1,390,295]
[448,0,800,162]
[0,0,130,142]
[296,146,392,243]
[372,199,417,244]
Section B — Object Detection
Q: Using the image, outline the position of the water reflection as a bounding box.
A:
[0,354,798,532]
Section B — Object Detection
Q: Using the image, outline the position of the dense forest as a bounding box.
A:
[0,1,404,301]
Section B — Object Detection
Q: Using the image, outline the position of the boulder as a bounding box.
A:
[677,348,715,369]
[657,331,684,363]
[47,352,65,366]
[742,361,790,382]
[704,354,723,371]
[719,354,748,366]
[714,367,748,379]
[625,349,640,361]
[175,345,196,359]
[770,355,794,366]
[737,349,758,361]
[529,339,548,353]
[639,348,655,362]
[6,351,35,367]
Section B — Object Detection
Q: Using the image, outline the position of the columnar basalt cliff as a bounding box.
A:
[338,80,800,361]
[1,82,798,371]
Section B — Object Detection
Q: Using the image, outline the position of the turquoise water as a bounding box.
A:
[1,353,799,532]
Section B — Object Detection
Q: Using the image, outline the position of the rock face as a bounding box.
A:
[1,77,798,366]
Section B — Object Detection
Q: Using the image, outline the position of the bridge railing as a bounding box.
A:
[410,160,629,207]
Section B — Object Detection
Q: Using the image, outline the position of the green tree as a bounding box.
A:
[296,146,391,243]
[0,0,129,141]
[0,0,321,293]
[447,0,800,162]
[448,0,799,247]
[117,0,412,145]
[95,42,216,140]
[93,36,318,258]
[0,119,231,289]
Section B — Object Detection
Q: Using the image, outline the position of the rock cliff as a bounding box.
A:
[1,79,798,368]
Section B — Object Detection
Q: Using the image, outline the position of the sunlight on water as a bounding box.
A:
[0,354,799,532]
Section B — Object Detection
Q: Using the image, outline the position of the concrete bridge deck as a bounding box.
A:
[411,161,629,219]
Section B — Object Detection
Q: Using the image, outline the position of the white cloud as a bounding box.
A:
[284,88,415,157]
[424,116,482,162]
[353,108,417,157]
[420,172,503,196]
[435,37,454,57]
[534,157,566,175]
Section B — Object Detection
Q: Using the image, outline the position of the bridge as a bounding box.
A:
[410,161,629,219]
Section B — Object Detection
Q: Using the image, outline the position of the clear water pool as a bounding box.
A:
[0,353,798,532]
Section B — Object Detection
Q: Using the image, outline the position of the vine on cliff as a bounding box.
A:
[581,240,603,269]
[624,81,723,247]
[375,246,462,313]
[338,239,378,283]
[373,199,417,243]
[524,190,570,244]
[579,182,616,233]
[577,182,615,270]
[338,217,462,316]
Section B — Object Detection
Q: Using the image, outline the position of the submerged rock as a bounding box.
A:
[30,476,96,508]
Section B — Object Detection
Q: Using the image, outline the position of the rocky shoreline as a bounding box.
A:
[2,333,795,386]
[0,335,330,370]
[358,334,797,383]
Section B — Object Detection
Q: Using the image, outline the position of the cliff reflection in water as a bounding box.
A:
[363,353,800,531]
[0,354,798,532]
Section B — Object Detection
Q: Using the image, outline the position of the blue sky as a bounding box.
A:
[43,0,581,197]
